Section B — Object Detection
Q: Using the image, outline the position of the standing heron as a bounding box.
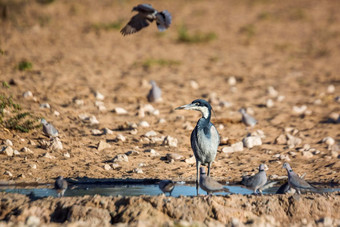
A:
[176,99,220,195]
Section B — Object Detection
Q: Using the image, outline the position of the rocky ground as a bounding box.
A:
[0,0,339,226]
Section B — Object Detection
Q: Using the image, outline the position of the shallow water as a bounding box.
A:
[0,182,339,198]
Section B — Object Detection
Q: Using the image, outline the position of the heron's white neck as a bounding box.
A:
[193,106,210,119]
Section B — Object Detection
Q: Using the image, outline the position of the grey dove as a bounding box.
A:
[283,162,316,194]
[176,99,220,196]
[147,80,162,102]
[200,167,229,195]
[41,118,59,138]
[276,172,306,194]
[121,4,171,36]
[159,180,176,196]
[54,176,68,197]
[239,108,257,128]
[241,164,267,194]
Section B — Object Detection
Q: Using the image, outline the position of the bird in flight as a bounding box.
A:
[121,4,172,36]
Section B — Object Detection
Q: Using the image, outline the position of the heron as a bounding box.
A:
[176,99,220,195]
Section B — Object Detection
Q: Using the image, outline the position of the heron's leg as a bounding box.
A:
[196,161,201,196]
[207,162,212,176]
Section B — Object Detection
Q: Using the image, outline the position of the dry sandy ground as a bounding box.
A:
[0,0,340,225]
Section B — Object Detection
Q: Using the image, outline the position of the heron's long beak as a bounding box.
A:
[175,103,195,110]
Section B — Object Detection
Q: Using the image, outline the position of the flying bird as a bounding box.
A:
[176,99,220,196]
[121,4,172,36]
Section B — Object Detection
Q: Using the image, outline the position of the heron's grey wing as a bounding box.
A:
[121,13,150,36]
[289,172,314,189]
[190,126,201,160]
[156,10,172,31]
[134,4,156,13]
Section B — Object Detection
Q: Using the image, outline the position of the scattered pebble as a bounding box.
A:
[228,76,237,86]
[78,114,89,121]
[267,86,278,97]
[112,163,120,169]
[97,140,111,151]
[144,149,160,157]
[13,150,20,156]
[243,136,262,149]
[266,99,274,108]
[1,146,13,156]
[113,154,129,162]
[277,95,285,102]
[222,146,234,154]
[91,129,103,135]
[21,147,34,153]
[125,150,140,156]
[163,136,178,147]
[335,96,340,103]
[4,170,13,177]
[50,137,63,151]
[139,121,150,128]
[322,137,335,146]
[190,80,199,89]
[40,103,50,109]
[302,151,313,158]
[231,142,244,152]
[28,140,36,145]
[64,152,70,158]
[95,91,105,100]
[286,134,302,149]
[327,84,335,93]
[219,101,233,108]
[104,164,111,170]
[53,110,60,116]
[30,164,37,169]
[114,107,128,115]
[89,116,99,125]
[250,130,266,139]
[328,113,339,123]
[158,118,166,124]
[103,128,113,135]
[292,105,307,114]
[166,153,183,161]
[23,91,33,98]
[26,216,40,226]
[185,155,196,164]
[116,134,126,142]
[3,139,13,146]
[144,131,157,137]
[73,99,84,106]
[133,168,143,174]
[313,99,322,105]
[44,153,56,159]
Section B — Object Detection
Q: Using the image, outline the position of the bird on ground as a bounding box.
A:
[199,167,229,195]
[239,108,257,128]
[41,119,59,138]
[241,164,267,195]
[120,4,171,36]
[283,162,316,194]
[276,172,306,194]
[54,176,68,197]
[147,80,162,102]
[175,99,220,196]
[159,180,176,196]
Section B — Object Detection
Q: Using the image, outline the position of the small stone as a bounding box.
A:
[91,129,103,135]
[250,130,266,139]
[44,153,55,159]
[40,103,50,109]
[130,129,138,135]
[114,107,128,115]
[190,80,199,89]
[246,107,255,115]
[303,144,311,151]
[125,150,139,156]
[53,110,60,116]
[267,86,278,97]
[292,105,307,114]
[97,140,112,151]
[185,155,196,164]
[322,137,335,146]
[163,136,178,147]
[104,164,111,170]
[112,163,120,169]
[3,139,13,146]
[103,128,113,135]
[23,91,33,98]
[95,91,105,100]
[13,150,20,156]
[277,95,285,102]
[4,170,13,177]
[222,146,234,154]
[158,118,166,124]
[74,99,84,106]
[302,151,313,158]
[331,151,338,158]
[138,163,145,167]
[30,164,37,169]
[98,105,107,112]
[89,115,99,125]
[21,147,34,153]
[314,99,322,105]
[328,112,339,123]
[327,85,335,93]
[243,136,262,149]
[166,153,183,161]
[144,130,157,137]
[133,168,143,174]
[139,121,150,128]
[228,76,237,86]
[1,146,13,156]
[218,124,224,130]
[144,149,160,157]
[50,137,63,151]
[231,142,244,152]
[116,134,126,142]
[64,152,70,158]
[113,154,129,162]
[289,151,297,156]
[266,99,274,108]
[28,140,36,145]
[95,100,105,107]
[78,114,89,121]
[26,216,40,226]
[286,134,302,148]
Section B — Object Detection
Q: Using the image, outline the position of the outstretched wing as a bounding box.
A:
[133,4,156,14]
[121,13,151,36]
[156,10,172,31]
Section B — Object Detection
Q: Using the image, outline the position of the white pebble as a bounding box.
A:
[95,91,105,100]
[266,99,274,108]
[23,91,33,98]
[53,110,60,116]
[103,128,113,135]
[50,137,63,151]
[163,136,178,147]
[3,139,13,146]
[64,152,70,158]
[243,136,262,149]
[322,137,335,146]
[78,114,89,120]
[222,146,234,154]
[74,99,84,106]
[112,163,120,169]
[44,153,55,159]
[97,140,112,151]
[139,121,150,128]
[91,129,102,135]
[190,80,199,89]
[116,134,126,142]
[21,147,34,153]
[40,103,50,109]
[89,116,99,125]
[314,99,322,105]
[125,150,140,156]
[4,170,13,177]
[267,86,278,97]
[13,150,20,156]
[30,164,37,169]
[231,142,244,152]
[185,155,196,164]
[327,85,335,93]
[144,149,160,156]
[228,76,237,86]
[277,95,285,102]
[302,151,313,158]
[1,146,13,156]
[133,168,143,174]
[158,118,166,124]
[292,105,307,114]
[104,164,111,170]
[113,154,129,162]
[144,130,157,137]
[114,107,128,115]
[166,153,183,161]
